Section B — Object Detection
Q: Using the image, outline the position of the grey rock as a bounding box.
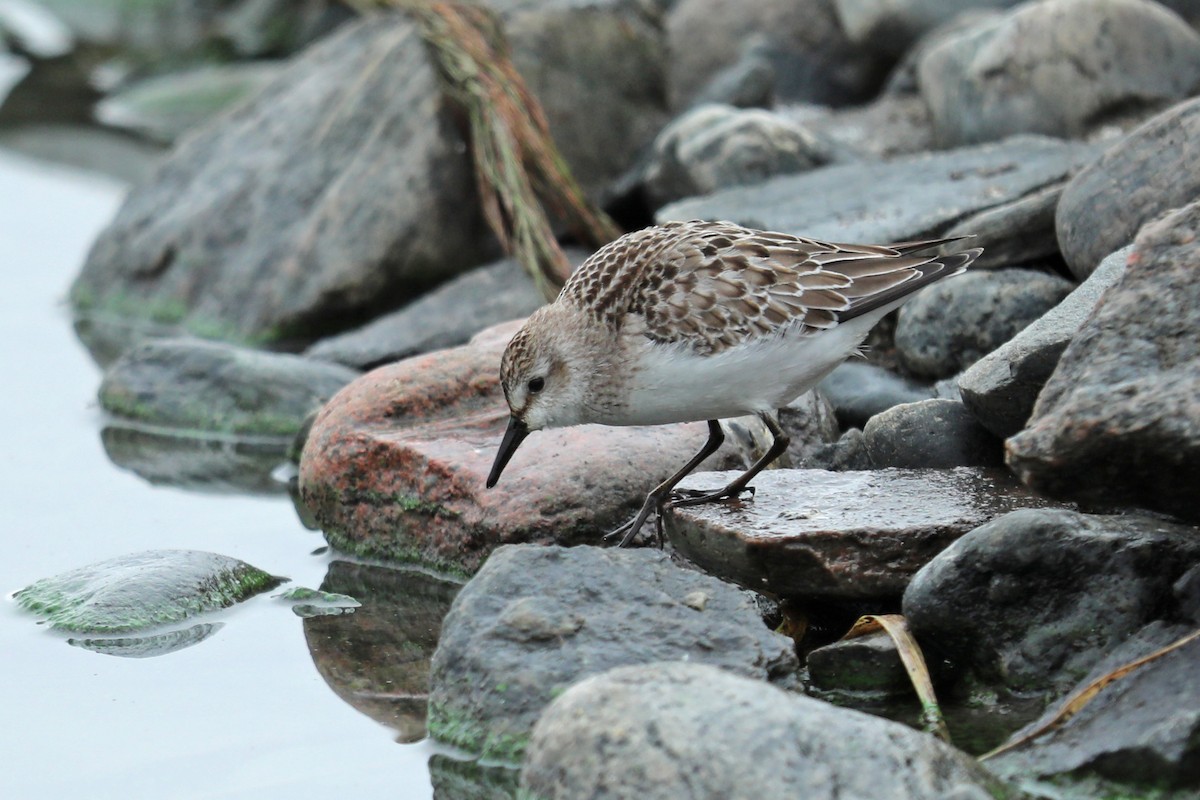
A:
[659,135,1095,244]
[904,508,1200,694]
[98,338,359,437]
[14,549,283,633]
[777,389,842,464]
[818,361,934,429]
[833,0,1022,58]
[215,0,352,58]
[1008,202,1200,522]
[1177,565,1200,625]
[427,545,798,761]
[863,398,1004,469]
[801,427,875,471]
[689,40,775,109]
[1057,96,1200,279]
[71,15,490,347]
[31,0,225,52]
[305,253,581,369]
[665,467,1057,600]
[882,10,1005,96]
[665,0,889,110]
[494,0,669,200]
[94,62,285,144]
[521,662,1017,800]
[896,269,1074,380]
[989,621,1200,791]
[644,104,832,208]
[944,182,1065,270]
[918,0,1200,146]
[958,246,1131,439]
[0,0,73,57]
[806,630,910,697]
[789,93,936,160]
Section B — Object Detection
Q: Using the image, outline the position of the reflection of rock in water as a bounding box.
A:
[101,424,289,495]
[428,754,519,799]
[305,560,462,744]
[69,622,224,658]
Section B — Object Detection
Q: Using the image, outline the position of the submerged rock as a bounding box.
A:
[15,550,284,633]
[98,338,359,438]
[1008,202,1200,522]
[428,545,797,762]
[664,467,1056,600]
[521,661,1017,800]
[904,509,1200,695]
[659,135,1095,245]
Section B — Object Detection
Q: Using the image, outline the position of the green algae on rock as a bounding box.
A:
[15,550,285,633]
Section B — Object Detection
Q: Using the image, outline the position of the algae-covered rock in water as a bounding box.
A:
[14,550,284,633]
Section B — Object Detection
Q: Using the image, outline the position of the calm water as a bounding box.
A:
[0,148,441,798]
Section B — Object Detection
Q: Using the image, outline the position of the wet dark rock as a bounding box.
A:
[427,545,798,762]
[665,0,890,110]
[1008,203,1200,522]
[304,253,583,370]
[917,0,1200,146]
[958,246,1131,439]
[98,338,359,437]
[643,104,832,209]
[659,135,1095,244]
[1057,96,1200,280]
[895,269,1074,380]
[793,94,936,160]
[818,361,933,429]
[833,0,1022,59]
[298,321,743,575]
[989,621,1200,792]
[664,467,1056,601]
[304,560,461,744]
[94,63,285,144]
[1177,565,1200,625]
[688,40,775,109]
[14,550,283,633]
[100,424,290,495]
[944,183,1065,270]
[863,399,1004,469]
[802,428,875,471]
[493,0,669,200]
[904,509,1200,695]
[430,755,520,800]
[71,15,490,347]
[521,661,1017,800]
[806,630,910,698]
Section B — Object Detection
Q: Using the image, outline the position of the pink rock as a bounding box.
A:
[299,321,739,575]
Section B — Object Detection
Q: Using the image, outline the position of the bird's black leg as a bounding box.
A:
[670,412,789,507]
[605,420,724,547]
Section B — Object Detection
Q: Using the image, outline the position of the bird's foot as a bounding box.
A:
[668,484,756,508]
[603,495,665,548]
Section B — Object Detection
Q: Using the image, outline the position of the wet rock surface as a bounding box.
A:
[863,398,1004,469]
[895,269,1074,380]
[664,467,1057,600]
[521,661,1017,800]
[298,321,745,575]
[904,508,1200,695]
[958,246,1131,439]
[918,0,1200,146]
[70,15,490,346]
[806,630,910,697]
[658,135,1095,244]
[989,621,1200,793]
[428,545,797,762]
[98,338,359,437]
[1007,202,1200,523]
[1057,96,1200,279]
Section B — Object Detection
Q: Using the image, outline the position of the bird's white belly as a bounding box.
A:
[606,318,876,426]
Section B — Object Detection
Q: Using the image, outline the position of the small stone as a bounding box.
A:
[863,398,1004,469]
[895,269,1073,380]
[818,361,933,429]
[807,631,910,697]
[802,428,875,471]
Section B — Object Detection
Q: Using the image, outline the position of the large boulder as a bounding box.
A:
[1007,201,1200,522]
[918,0,1200,146]
[833,0,1023,58]
[1056,96,1200,280]
[71,15,490,348]
[521,662,1019,800]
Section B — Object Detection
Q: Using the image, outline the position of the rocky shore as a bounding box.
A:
[10,0,1200,797]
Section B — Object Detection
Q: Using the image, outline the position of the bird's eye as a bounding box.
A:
[528,377,545,394]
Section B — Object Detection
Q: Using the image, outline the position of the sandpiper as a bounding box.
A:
[487,219,981,546]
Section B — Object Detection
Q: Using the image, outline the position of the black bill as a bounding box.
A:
[486,416,530,488]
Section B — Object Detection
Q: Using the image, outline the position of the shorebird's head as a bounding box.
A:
[487,306,589,488]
